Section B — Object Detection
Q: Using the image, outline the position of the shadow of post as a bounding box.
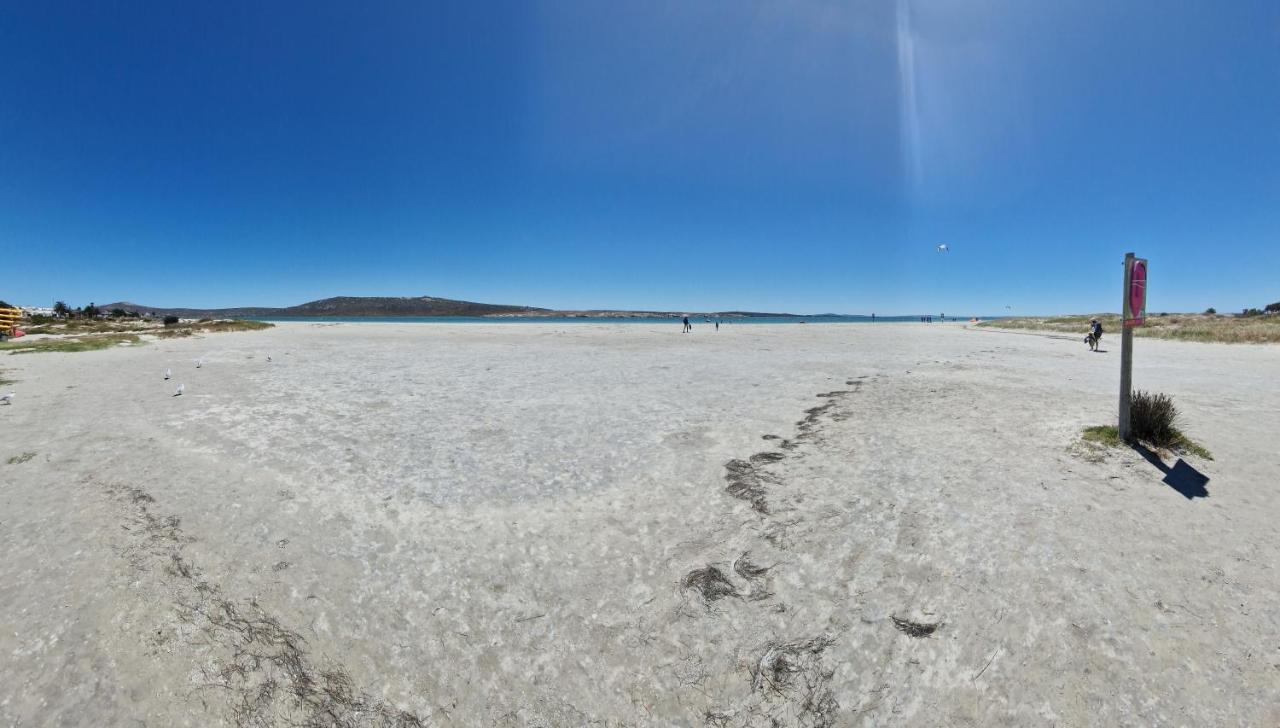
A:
[1130,442,1210,499]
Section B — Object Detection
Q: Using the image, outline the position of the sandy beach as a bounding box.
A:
[2,322,1278,726]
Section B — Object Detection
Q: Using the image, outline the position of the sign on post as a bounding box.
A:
[1118,253,1147,440]
[1125,257,1148,327]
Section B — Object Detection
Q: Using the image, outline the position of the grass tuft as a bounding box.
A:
[1080,392,1213,460]
[1130,390,1179,448]
[1081,425,1122,447]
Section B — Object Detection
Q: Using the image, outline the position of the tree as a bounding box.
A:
[83,302,100,318]
[1203,307,1216,315]
[1265,302,1280,314]
[110,308,127,318]
[53,301,70,317]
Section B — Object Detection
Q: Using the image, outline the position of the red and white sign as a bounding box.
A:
[1124,257,1147,327]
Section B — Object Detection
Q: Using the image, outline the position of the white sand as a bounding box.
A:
[1,322,1277,726]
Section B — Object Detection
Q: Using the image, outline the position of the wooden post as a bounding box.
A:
[1118,252,1135,441]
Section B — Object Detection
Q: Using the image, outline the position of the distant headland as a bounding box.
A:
[97,296,806,320]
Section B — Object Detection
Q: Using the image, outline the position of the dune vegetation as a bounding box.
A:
[978,313,1280,344]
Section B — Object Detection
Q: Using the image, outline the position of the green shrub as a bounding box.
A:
[1130,390,1179,448]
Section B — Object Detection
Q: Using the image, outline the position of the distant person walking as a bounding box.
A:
[682,315,691,333]
[715,320,719,331]
[1086,317,1103,351]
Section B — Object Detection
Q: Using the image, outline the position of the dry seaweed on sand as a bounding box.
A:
[725,481,770,514]
[732,552,771,580]
[747,635,840,726]
[681,566,740,604]
[891,615,941,638]
[723,457,777,513]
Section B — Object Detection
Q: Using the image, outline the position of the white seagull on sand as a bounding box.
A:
[174,384,185,397]
[195,359,202,369]
[0,392,13,405]
[164,368,172,380]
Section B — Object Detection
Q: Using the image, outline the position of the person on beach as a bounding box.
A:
[1086,318,1103,351]
[715,320,719,331]
[682,315,691,333]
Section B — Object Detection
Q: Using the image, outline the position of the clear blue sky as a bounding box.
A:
[2,1,1277,315]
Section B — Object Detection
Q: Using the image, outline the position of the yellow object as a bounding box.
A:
[0,307,20,331]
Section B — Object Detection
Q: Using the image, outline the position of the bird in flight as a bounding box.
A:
[936,243,949,253]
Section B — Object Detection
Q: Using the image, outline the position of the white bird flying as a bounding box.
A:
[164,368,172,380]
[936,243,949,253]
[0,392,13,405]
[174,384,185,397]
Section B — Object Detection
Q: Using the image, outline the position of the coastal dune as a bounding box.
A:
[1,322,1277,725]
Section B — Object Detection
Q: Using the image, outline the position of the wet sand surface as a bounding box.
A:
[2,322,1278,726]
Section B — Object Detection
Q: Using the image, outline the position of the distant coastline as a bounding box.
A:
[99,295,844,320]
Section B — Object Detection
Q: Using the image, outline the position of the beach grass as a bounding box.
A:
[24,319,150,335]
[1079,424,1212,460]
[25,317,273,337]
[154,319,274,338]
[977,313,1280,344]
[1,333,142,354]
[6,451,36,465]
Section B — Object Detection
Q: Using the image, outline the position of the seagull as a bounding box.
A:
[164,368,172,380]
[195,359,202,369]
[266,354,272,362]
[0,392,13,405]
[936,243,949,253]
[174,383,185,397]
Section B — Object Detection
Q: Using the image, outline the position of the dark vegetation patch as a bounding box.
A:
[891,616,941,638]
[749,635,839,726]
[732,552,771,581]
[732,552,774,602]
[6,451,36,465]
[681,566,740,604]
[724,458,777,514]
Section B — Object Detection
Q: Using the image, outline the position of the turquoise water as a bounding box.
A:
[248,315,985,324]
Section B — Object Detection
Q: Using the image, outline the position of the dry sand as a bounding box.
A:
[1,322,1278,726]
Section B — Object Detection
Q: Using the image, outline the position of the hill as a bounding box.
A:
[100,296,548,319]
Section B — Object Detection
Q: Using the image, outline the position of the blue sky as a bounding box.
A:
[2,1,1277,315]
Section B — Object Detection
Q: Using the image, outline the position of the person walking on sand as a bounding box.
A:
[715,320,719,331]
[1086,317,1103,351]
[682,315,691,333]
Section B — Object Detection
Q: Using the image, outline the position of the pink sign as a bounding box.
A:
[1125,258,1147,327]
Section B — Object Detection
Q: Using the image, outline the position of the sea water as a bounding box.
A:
[246,315,984,325]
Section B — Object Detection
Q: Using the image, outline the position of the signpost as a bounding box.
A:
[1118,253,1148,440]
